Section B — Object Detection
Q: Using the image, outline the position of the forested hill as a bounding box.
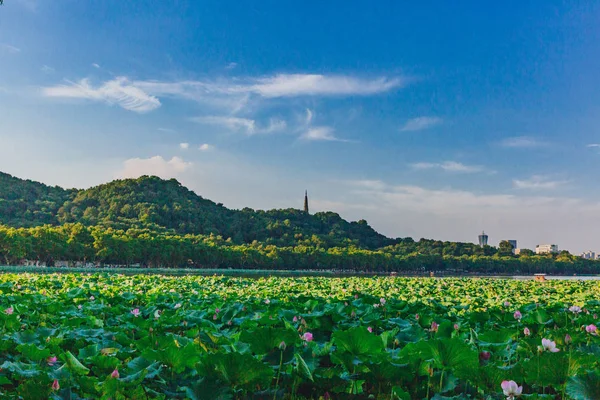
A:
[0,172,392,249]
[0,172,75,227]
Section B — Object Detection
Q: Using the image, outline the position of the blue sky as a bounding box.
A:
[1,1,600,252]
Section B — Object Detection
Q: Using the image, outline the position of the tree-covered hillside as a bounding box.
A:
[0,172,75,227]
[0,173,391,249]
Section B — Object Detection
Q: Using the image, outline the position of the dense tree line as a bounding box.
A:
[0,224,597,275]
[0,173,390,249]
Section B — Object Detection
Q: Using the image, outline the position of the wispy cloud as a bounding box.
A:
[44,73,405,114]
[179,143,189,150]
[41,65,55,74]
[305,108,314,125]
[191,115,286,135]
[225,62,238,70]
[513,175,567,190]
[136,73,404,111]
[587,143,600,148]
[410,161,484,173]
[247,74,404,98]
[92,63,101,69]
[118,156,191,179]
[0,44,21,54]
[300,126,347,142]
[42,77,161,113]
[400,117,443,132]
[199,143,214,151]
[500,136,546,148]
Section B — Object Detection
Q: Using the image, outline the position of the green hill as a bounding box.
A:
[0,172,392,249]
[0,172,75,227]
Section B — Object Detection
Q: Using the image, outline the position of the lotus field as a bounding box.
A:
[1,274,600,399]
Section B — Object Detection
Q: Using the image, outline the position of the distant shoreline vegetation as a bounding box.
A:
[0,171,598,275]
[0,224,598,275]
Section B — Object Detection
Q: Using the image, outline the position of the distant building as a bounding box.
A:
[581,251,596,260]
[501,239,518,254]
[478,231,488,247]
[303,190,309,214]
[536,244,558,254]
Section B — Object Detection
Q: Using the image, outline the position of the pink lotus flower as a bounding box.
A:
[111,369,119,378]
[379,298,386,305]
[367,326,373,333]
[52,379,60,391]
[215,308,220,314]
[47,356,57,366]
[454,323,459,331]
[430,321,439,332]
[302,332,313,342]
[523,327,531,336]
[213,314,217,320]
[479,351,491,361]
[513,311,522,320]
[78,305,83,310]
[503,301,511,307]
[565,334,572,344]
[350,311,356,318]
[373,303,380,308]
[174,303,181,309]
[569,305,582,314]
[131,308,140,317]
[585,324,598,335]
[278,341,286,350]
[354,294,358,299]
[501,380,523,399]
[415,313,420,320]
[89,296,95,301]
[541,338,560,352]
[4,307,14,315]
[293,316,298,322]
[265,299,270,304]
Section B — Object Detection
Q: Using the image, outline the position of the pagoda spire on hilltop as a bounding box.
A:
[304,190,309,214]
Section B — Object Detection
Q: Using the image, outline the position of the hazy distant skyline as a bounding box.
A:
[1,1,600,253]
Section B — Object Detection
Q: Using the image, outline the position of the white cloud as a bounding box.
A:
[92,63,101,69]
[500,136,546,148]
[400,117,443,132]
[191,115,286,135]
[305,108,314,125]
[45,73,404,114]
[301,126,347,142]
[199,144,214,151]
[118,156,191,179]
[192,115,256,134]
[41,65,55,74]
[0,44,21,54]
[586,143,600,148]
[157,128,176,133]
[410,161,484,173]
[179,143,189,150]
[248,74,404,98]
[513,175,567,190]
[225,62,238,70]
[42,77,161,113]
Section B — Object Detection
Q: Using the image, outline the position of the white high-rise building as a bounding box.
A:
[535,244,558,254]
[581,251,596,260]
